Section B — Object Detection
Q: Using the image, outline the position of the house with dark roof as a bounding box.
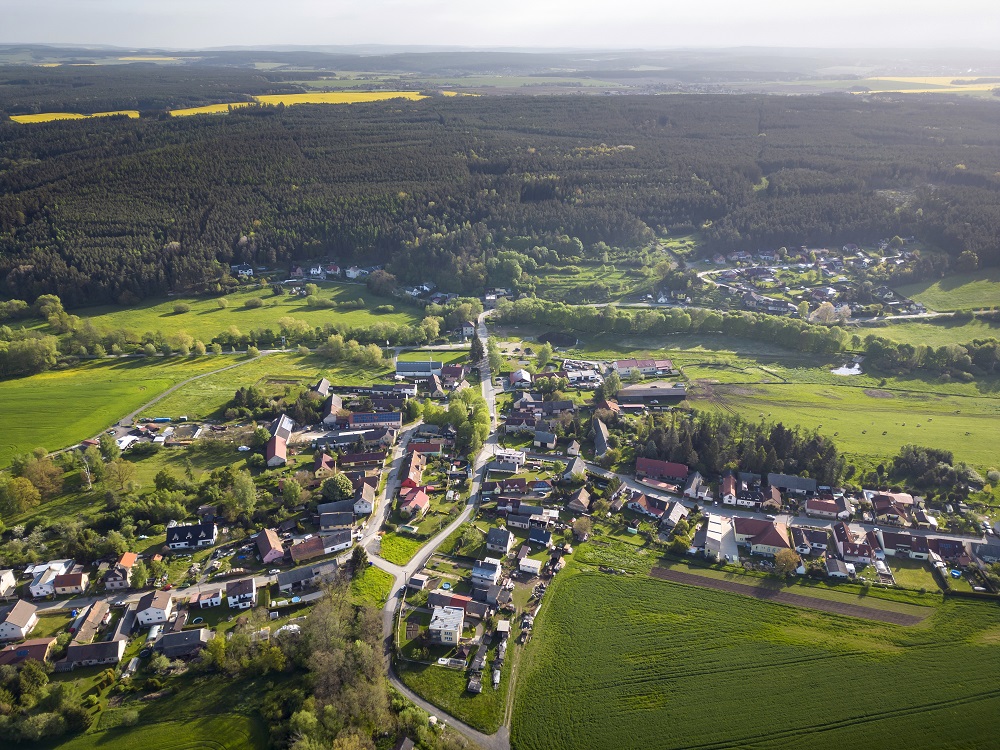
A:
[767,473,817,495]
[617,381,687,405]
[226,578,258,609]
[166,522,218,550]
[61,639,126,670]
[593,418,610,457]
[563,457,587,481]
[472,558,502,586]
[104,552,138,591]
[277,566,321,593]
[395,360,443,378]
[528,528,552,548]
[320,393,345,427]
[156,628,214,658]
[486,528,514,555]
[136,590,173,626]
[533,431,557,450]
[320,512,354,532]
[791,527,829,555]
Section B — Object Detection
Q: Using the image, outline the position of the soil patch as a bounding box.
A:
[864,389,895,399]
[649,567,926,625]
[537,331,577,348]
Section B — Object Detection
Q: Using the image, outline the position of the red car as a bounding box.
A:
[162,584,173,591]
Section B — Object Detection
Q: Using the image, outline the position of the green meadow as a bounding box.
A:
[860,317,1000,347]
[895,268,1000,311]
[0,356,228,466]
[512,557,1000,750]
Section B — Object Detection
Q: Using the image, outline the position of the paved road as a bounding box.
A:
[477,310,497,429]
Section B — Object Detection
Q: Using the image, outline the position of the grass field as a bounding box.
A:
[861,317,1000,347]
[350,565,395,607]
[397,658,508,733]
[10,110,139,123]
[511,561,1000,750]
[379,533,425,566]
[51,715,266,750]
[138,353,389,420]
[396,349,468,365]
[0,356,229,465]
[58,283,422,341]
[894,268,1000,311]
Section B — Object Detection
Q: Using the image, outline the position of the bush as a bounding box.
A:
[173,303,191,314]
[244,297,264,309]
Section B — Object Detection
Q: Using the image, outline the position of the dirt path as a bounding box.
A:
[650,567,927,625]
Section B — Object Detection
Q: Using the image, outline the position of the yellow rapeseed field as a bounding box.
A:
[10,110,140,123]
[254,91,427,105]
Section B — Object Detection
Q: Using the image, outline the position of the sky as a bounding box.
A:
[1,0,999,50]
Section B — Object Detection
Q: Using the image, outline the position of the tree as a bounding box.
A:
[774,548,801,576]
[351,545,369,574]
[572,516,592,539]
[470,333,484,363]
[231,470,258,516]
[173,303,190,314]
[217,298,229,309]
[283,477,302,507]
[487,336,503,375]
[131,560,149,589]
[154,469,178,492]
[536,342,553,369]
[107,458,136,493]
[603,370,622,398]
[321,473,354,502]
[0,476,42,516]
[193,340,207,355]
[668,536,690,555]
[797,301,809,319]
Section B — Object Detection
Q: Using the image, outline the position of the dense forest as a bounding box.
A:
[2,88,1000,306]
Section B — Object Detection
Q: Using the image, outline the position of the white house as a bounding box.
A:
[28,560,73,599]
[471,558,502,586]
[189,589,222,609]
[0,570,16,600]
[0,600,39,642]
[428,606,465,645]
[166,522,218,550]
[519,558,543,576]
[226,578,258,610]
[136,590,174,627]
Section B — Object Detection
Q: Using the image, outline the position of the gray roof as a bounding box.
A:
[533,431,557,444]
[396,361,442,373]
[319,512,354,528]
[593,418,610,456]
[564,457,586,477]
[317,500,354,514]
[277,566,317,587]
[157,628,212,656]
[767,473,818,493]
[2,600,37,628]
[487,528,513,547]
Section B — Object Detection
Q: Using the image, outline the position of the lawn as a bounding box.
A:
[860,317,1000,348]
[58,282,422,341]
[511,560,1000,750]
[350,565,395,607]
[888,557,944,592]
[379,533,425,566]
[140,352,389,420]
[51,715,266,750]
[895,268,1000,311]
[396,349,469,365]
[0,356,228,466]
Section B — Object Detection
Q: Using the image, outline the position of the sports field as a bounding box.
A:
[64,284,421,341]
[512,564,1000,750]
[894,268,1000,311]
[0,356,228,466]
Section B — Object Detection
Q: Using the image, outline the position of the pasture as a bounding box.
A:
[894,268,1000,311]
[0,356,227,466]
[511,564,1000,750]
[140,353,388,420]
[64,283,422,342]
[53,715,266,750]
[860,317,1000,348]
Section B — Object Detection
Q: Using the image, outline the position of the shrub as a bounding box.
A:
[173,303,191,314]
[244,297,264,309]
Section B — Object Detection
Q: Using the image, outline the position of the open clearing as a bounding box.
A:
[52,714,265,750]
[650,567,927,625]
[512,564,1000,750]
[0,356,228,465]
[894,268,1000,311]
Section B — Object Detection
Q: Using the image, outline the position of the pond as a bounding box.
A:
[830,363,862,376]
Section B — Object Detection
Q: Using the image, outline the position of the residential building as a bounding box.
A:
[805,496,851,519]
[270,413,294,441]
[190,589,222,609]
[320,393,345,426]
[733,518,791,557]
[493,449,526,470]
[832,522,875,564]
[683,471,712,501]
[104,552,137,591]
[767,473,817,496]
[256,529,284,565]
[395,360,443,378]
[611,358,675,377]
[720,475,737,505]
[61,639,126,670]
[635,457,689,483]
[0,637,56,667]
[519,558,543,576]
[826,557,852,579]
[265,436,288,467]
[0,600,39,642]
[593,418,610,458]
[566,487,591,514]
[28,560,74,599]
[704,515,739,562]
[528,528,552,548]
[156,628,214,658]
[617,381,687,405]
[277,567,320,594]
[472,558,502,586]
[399,488,430,518]
[399,451,426,489]
[563,456,587,481]
[0,570,17,600]
[71,601,110,644]
[509,369,532,388]
[354,483,376,515]
[226,578,258,609]
[53,572,88,596]
[320,512,354,532]
[428,606,465,645]
[791,527,829,555]
[486,528,514,555]
[660,501,690,531]
[166,522,218,550]
[533,431,557,450]
[348,412,403,429]
[136,590,173,627]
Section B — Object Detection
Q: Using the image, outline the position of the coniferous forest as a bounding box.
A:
[2,85,1000,307]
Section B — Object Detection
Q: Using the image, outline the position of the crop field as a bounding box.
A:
[169,91,428,116]
[511,565,1000,750]
[53,715,265,750]
[692,380,1000,469]
[378,532,425,565]
[894,268,1000,311]
[10,110,139,123]
[0,356,228,465]
[61,284,422,341]
[141,353,388,420]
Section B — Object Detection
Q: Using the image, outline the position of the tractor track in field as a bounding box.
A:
[650,568,927,625]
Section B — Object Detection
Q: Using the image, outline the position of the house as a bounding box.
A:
[441,364,469,386]
[826,557,852,579]
[566,487,591,514]
[337,451,387,468]
[354,483,376,515]
[767,473,817,496]
[805,496,850,519]
[189,589,222,609]
[0,637,56,667]
[270,413,294,441]
[72,601,110,644]
[226,578,258,609]
[395,360,443,378]
[320,393,345,426]
[519,558,543,576]
[831,522,875,564]
[320,512,354,532]
[345,266,364,279]
[428,606,465,645]
[28,560,74,599]
[166,522,218,550]
[973,540,1000,564]
[104,552,137,591]
[528,528,553,548]
[54,572,89,596]
[290,265,305,279]
[563,457,587,481]
[872,495,910,526]
[875,530,929,560]
[566,440,581,457]
[348,412,402,429]
[289,536,327,564]
[486,528,514,555]
[660,502,690,531]
[0,600,39,642]
[399,488,430,518]
[791,527,829,555]
[156,628,214,658]
[264,435,287,467]
[256,529,284,565]
[592,418,611,458]
[912,508,938,530]
[136,590,174,627]
[399,451,426,489]
[61,639,126,670]
[612,359,675,377]
[472,558,502,586]
[627,492,666,519]
[278,567,320,594]
[461,321,477,338]
[0,570,15,601]
[635,457,688,483]
[704,515,739,562]
[533,431,557,450]
[732,518,791,557]
[230,263,253,277]
[683,472,712,501]
[720,475,738,505]
[493,449,526,470]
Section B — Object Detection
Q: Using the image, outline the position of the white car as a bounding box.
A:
[237,446,251,452]
[268,568,280,575]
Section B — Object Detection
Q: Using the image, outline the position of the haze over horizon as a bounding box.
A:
[2,0,999,53]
